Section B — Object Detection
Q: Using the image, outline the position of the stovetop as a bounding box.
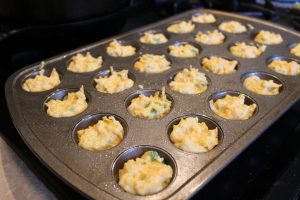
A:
[1,1,300,199]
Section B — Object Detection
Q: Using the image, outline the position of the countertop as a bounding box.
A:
[0,133,56,200]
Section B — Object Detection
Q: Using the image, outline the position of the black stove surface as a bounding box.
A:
[1,1,300,199]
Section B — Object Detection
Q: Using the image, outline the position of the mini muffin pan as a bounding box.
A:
[5,9,300,200]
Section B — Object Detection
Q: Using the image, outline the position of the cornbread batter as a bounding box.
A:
[22,68,60,92]
[168,43,199,58]
[169,66,208,94]
[290,42,300,57]
[134,54,171,73]
[230,42,266,58]
[195,30,225,45]
[45,86,88,118]
[167,20,195,34]
[170,117,218,153]
[127,87,172,119]
[106,40,136,57]
[119,151,173,195]
[94,67,134,94]
[67,52,103,73]
[268,60,300,75]
[209,94,257,120]
[219,21,247,34]
[139,32,168,45]
[201,56,237,75]
[77,116,124,151]
[243,76,282,95]
[192,13,216,24]
[254,30,283,45]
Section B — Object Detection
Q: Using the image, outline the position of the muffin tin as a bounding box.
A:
[5,9,300,199]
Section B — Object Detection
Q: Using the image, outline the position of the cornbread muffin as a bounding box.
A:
[134,54,171,73]
[290,42,300,57]
[209,94,257,120]
[243,76,282,95]
[77,116,124,151]
[230,42,266,58]
[45,86,88,118]
[169,66,208,94]
[106,40,136,57]
[119,151,173,195]
[168,43,199,58]
[219,21,247,34]
[67,52,103,73]
[170,117,218,153]
[22,68,60,92]
[139,32,168,45]
[167,20,195,34]
[201,56,237,75]
[192,13,216,24]
[195,30,225,45]
[268,60,300,75]
[127,88,172,119]
[94,67,134,94]
[254,30,283,45]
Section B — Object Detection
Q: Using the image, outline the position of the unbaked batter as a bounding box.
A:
[268,60,300,75]
[94,67,134,94]
[106,40,136,57]
[67,52,103,73]
[167,20,195,34]
[243,76,282,95]
[134,54,171,73]
[119,151,173,195]
[127,87,172,119]
[169,66,208,94]
[168,43,199,58]
[230,42,266,58]
[22,68,60,92]
[209,94,257,120]
[195,30,225,45]
[201,56,237,75]
[170,117,218,153]
[77,116,124,151]
[45,86,88,118]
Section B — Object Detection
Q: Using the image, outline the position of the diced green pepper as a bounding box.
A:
[151,108,158,116]
[150,151,160,161]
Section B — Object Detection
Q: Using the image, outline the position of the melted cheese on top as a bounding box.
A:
[77,116,124,151]
[192,13,216,24]
[46,86,88,118]
[119,151,173,195]
[167,21,195,34]
[127,87,172,119]
[106,40,136,57]
[201,56,237,75]
[195,30,225,45]
[290,42,300,57]
[210,94,257,120]
[169,66,208,94]
[134,54,171,73]
[94,67,134,94]
[139,32,168,45]
[230,42,266,58]
[168,44,199,58]
[22,68,60,92]
[268,60,300,75]
[219,21,247,34]
[67,52,103,73]
[170,117,218,153]
[243,76,282,95]
[254,30,283,45]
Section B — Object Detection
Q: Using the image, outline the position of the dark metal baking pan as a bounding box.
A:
[5,9,300,200]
